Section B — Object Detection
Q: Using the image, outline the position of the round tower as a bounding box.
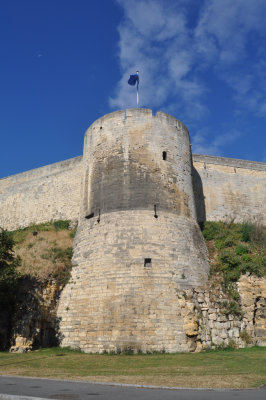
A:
[57,109,209,353]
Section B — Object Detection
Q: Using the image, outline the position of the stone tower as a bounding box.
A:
[57,109,209,353]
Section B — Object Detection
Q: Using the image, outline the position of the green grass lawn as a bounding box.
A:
[0,347,265,388]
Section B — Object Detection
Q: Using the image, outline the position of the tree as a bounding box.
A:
[0,228,20,305]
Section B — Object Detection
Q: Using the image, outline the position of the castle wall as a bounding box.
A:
[1,140,265,232]
[0,157,82,231]
[193,154,266,224]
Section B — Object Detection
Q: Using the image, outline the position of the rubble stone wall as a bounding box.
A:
[179,274,266,351]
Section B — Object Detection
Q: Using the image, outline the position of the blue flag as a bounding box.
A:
[128,74,139,86]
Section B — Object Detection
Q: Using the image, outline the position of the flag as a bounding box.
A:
[128,74,139,86]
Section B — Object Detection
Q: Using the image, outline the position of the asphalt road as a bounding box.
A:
[0,376,265,400]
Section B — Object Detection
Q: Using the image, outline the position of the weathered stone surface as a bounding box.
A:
[0,157,82,230]
[57,109,209,353]
[193,154,266,224]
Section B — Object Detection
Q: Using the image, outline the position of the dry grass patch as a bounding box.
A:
[10,221,76,281]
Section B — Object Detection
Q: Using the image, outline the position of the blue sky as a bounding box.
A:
[1,0,266,178]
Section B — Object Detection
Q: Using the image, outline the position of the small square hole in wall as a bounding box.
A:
[144,258,152,267]
[162,151,167,160]
[85,212,94,219]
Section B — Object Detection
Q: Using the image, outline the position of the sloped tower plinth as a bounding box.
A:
[57,109,209,353]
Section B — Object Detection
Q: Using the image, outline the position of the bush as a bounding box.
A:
[239,330,252,345]
[202,221,224,240]
[53,220,70,231]
[240,223,255,242]
[235,245,249,255]
[0,229,20,306]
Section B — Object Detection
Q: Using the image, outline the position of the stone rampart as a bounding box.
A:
[1,133,265,231]
[192,154,266,224]
[0,156,82,230]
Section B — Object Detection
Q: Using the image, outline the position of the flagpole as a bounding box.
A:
[136,70,139,107]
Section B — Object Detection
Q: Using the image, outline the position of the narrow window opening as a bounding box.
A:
[100,126,102,130]
[97,209,101,223]
[154,204,158,219]
[85,212,94,220]
[144,258,152,267]
[162,151,167,161]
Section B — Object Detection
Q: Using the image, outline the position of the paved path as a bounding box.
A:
[0,376,265,400]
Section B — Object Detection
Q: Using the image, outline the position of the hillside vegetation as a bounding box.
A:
[10,220,76,283]
[202,221,265,282]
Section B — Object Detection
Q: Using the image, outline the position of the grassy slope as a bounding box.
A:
[202,221,265,285]
[11,221,76,282]
[0,347,265,388]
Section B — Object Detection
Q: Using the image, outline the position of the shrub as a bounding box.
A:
[240,223,255,242]
[235,245,249,255]
[242,254,252,262]
[239,330,252,345]
[53,220,70,231]
[0,229,21,305]
[69,229,77,238]
[202,221,225,240]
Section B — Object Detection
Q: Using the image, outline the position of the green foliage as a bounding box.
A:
[235,245,249,255]
[48,246,73,263]
[40,246,73,284]
[202,221,225,240]
[10,220,72,244]
[240,223,255,242]
[203,221,266,283]
[239,330,252,345]
[203,221,265,315]
[69,228,77,239]
[209,340,238,351]
[0,228,20,306]
[53,220,70,231]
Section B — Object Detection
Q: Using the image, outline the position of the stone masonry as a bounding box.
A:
[57,109,209,352]
[0,113,265,231]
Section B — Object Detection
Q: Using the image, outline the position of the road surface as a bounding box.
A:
[0,376,265,400]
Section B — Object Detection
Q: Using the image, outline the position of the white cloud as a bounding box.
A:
[110,0,266,120]
[192,127,241,156]
[110,0,206,116]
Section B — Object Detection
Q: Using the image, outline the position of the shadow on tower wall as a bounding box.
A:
[192,167,206,228]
